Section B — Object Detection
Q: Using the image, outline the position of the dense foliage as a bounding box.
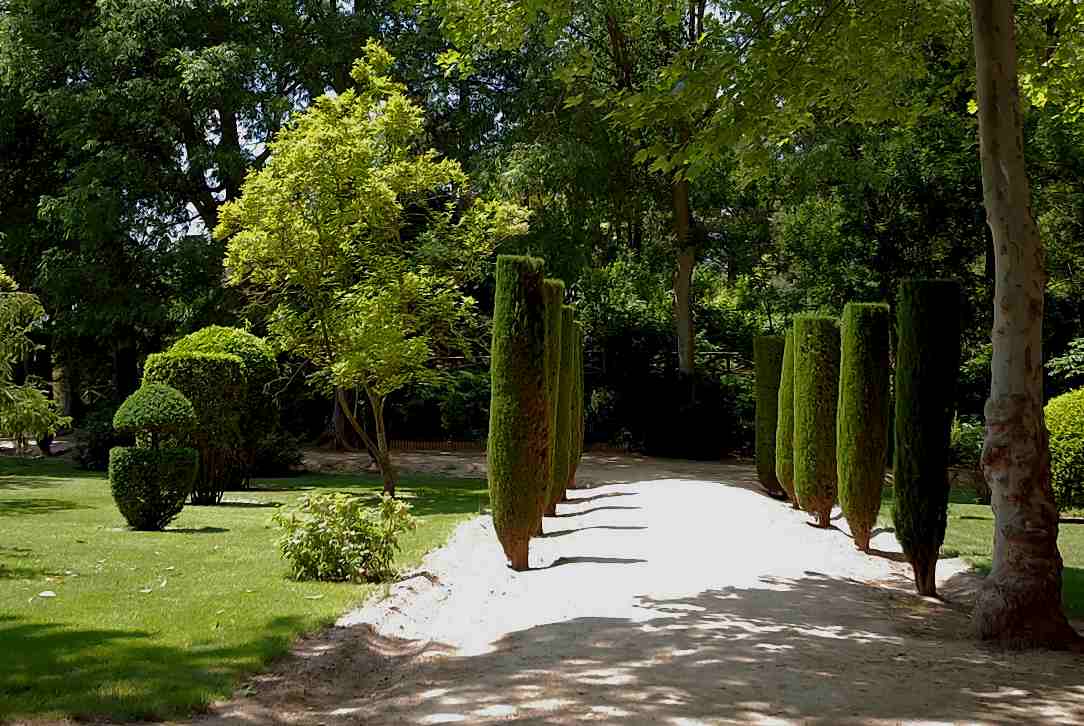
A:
[775,330,798,507]
[792,315,840,527]
[108,447,198,531]
[1046,389,1084,511]
[273,493,416,582]
[112,384,196,444]
[542,279,565,525]
[836,304,891,552]
[754,336,785,497]
[893,279,961,596]
[487,255,548,570]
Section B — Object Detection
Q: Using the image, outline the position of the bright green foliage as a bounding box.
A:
[570,320,586,487]
[143,352,246,504]
[776,329,797,506]
[112,384,196,444]
[541,279,565,527]
[1045,389,1084,511]
[108,447,198,531]
[837,303,891,551]
[487,255,548,569]
[893,279,960,595]
[0,265,70,450]
[272,492,416,582]
[550,305,577,511]
[218,42,527,494]
[793,315,841,526]
[754,336,786,496]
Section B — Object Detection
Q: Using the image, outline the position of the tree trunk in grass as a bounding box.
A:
[487,255,549,571]
[969,0,1081,647]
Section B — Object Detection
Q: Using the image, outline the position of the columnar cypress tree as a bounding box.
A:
[775,329,798,508]
[537,279,564,535]
[568,320,586,490]
[837,303,891,552]
[487,255,549,570]
[793,315,841,527]
[547,305,576,515]
[754,335,786,497]
[894,279,961,596]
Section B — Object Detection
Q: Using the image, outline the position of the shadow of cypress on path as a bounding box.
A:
[191,463,1084,726]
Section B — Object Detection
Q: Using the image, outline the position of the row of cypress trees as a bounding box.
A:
[487,255,586,570]
[754,279,960,595]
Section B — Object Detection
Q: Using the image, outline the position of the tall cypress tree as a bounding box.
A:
[793,315,841,527]
[538,279,564,534]
[487,255,548,570]
[568,320,586,491]
[837,303,891,552]
[754,335,786,497]
[547,306,577,515]
[775,329,798,508]
[894,279,961,595]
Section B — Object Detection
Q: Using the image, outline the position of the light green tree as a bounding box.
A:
[217,42,528,495]
[0,266,69,451]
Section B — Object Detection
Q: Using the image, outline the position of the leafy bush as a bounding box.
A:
[170,327,278,481]
[250,430,305,477]
[948,415,984,470]
[1046,389,1084,511]
[75,401,131,471]
[113,383,196,445]
[109,447,198,530]
[143,351,245,503]
[273,492,416,582]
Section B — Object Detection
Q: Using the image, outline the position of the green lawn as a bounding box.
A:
[877,487,1084,618]
[0,457,488,722]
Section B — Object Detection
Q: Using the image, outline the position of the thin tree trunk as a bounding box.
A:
[673,179,696,377]
[363,384,398,497]
[969,0,1081,648]
[336,387,398,497]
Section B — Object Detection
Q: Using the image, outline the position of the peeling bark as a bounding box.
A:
[969,0,1080,648]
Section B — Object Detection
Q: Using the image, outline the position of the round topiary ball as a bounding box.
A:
[1046,388,1084,511]
[113,384,197,444]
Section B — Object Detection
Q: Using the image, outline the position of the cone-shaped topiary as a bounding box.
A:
[569,320,586,490]
[775,329,798,508]
[487,255,549,570]
[548,305,576,514]
[893,279,960,596]
[538,278,564,535]
[837,303,891,552]
[793,315,841,527]
[754,336,786,497]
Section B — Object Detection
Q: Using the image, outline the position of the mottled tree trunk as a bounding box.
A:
[969,0,1081,648]
[673,179,696,377]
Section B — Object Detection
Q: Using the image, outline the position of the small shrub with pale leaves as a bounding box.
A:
[273,492,416,582]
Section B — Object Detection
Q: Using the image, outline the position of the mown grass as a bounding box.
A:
[0,456,488,722]
[877,486,1084,617]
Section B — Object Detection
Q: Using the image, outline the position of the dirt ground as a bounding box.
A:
[184,452,1084,726]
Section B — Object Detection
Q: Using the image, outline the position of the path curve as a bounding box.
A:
[194,459,1084,726]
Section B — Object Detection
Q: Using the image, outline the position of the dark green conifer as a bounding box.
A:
[537,278,564,535]
[793,315,841,527]
[775,330,798,508]
[754,335,786,497]
[548,306,576,514]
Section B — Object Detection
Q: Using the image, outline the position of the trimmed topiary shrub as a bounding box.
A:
[108,383,199,531]
[793,315,841,527]
[109,447,199,531]
[775,329,798,508]
[569,320,586,489]
[74,401,131,471]
[837,303,891,552]
[487,255,549,570]
[754,335,786,497]
[539,278,565,534]
[893,279,961,596]
[549,305,576,513]
[143,351,246,504]
[1045,389,1084,511]
[170,326,278,486]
